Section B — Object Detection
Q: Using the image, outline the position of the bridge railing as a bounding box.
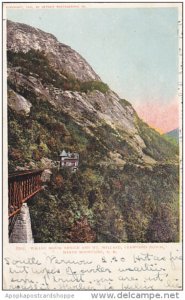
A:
[8,169,43,218]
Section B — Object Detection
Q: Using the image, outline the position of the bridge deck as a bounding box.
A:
[8,169,43,218]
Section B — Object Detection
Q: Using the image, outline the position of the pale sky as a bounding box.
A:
[7,6,179,132]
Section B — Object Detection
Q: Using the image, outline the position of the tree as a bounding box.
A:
[67,217,96,242]
[146,203,179,242]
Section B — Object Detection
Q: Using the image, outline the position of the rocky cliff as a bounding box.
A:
[7,20,179,243]
[7,20,100,82]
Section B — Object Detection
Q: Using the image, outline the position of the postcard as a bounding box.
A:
[2,1,183,294]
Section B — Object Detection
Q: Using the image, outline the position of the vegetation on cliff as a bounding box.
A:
[7,47,179,243]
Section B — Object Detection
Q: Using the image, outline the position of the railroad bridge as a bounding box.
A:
[8,169,44,243]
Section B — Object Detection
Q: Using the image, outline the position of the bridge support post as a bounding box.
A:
[9,203,34,243]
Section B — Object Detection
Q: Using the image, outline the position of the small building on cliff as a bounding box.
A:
[59,150,79,172]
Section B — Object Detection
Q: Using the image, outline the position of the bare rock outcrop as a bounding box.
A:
[8,89,32,115]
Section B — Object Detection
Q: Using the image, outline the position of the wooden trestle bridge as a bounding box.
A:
[8,169,43,218]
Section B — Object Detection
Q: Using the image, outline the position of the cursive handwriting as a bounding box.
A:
[3,249,182,290]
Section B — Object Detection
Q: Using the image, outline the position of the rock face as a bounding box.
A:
[8,89,32,115]
[7,20,149,160]
[7,20,100,82]
[7,20,179,165]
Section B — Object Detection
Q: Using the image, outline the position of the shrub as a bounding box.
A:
[67,217,96,242]
[53,174,64,188]
[9,148,22,161]
[80,81,109,94]
[119,98,132,107]
[146,203,179,242]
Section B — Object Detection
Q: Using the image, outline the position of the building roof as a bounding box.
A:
[59,150,79,159]
[60,150,67,157]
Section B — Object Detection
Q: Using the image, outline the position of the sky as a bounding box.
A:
[6,5,180,133]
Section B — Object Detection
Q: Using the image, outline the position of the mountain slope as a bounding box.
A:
[7,20,179,243]
[7,20,100,82]
[165,128,179,143]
